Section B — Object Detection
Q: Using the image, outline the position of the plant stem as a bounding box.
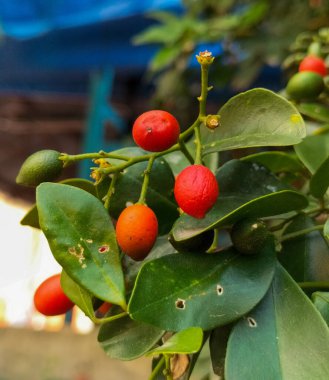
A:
[148,356,165,380]
[60,151,130,165]
[138,156,155,205]
[93,311,128,325]
[298,282,329,290]
[280,224,325,243]
[194,124,202,164]
[199,64,209,117]
[104,172,119,210]
[179,140,194,164]
[164,355,173,380]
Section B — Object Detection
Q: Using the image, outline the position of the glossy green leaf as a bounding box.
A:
[147,327,203,356]
[312,292,329,326]
[225,264,329,380]
[20,178,96,229]
[310,155,329,198]
[37,183,126,309]
[128,239,276,331]
[123,235,176,293]
[60,270,95,320]
[164,150,191,176]
[297,102,329,123]
[242,151,305,174]
[294,133,329,173]
[279,214,329,282]
[202,88,305,154]
[209,324,233,378]
[171,160,308,241]
[98,315,164,360]
[325,219,329,240]
[102,147,178,235]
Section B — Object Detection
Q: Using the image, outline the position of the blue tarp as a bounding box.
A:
[0,1,184,93]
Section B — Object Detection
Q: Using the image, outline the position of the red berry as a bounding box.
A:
[34,274,74,316]
[132,110,180,152]
[174,165,219,219]
[116,204,158,261]
[299,56,327,77]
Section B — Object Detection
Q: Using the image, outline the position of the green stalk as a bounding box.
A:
[93,311,128,325]
[60,151,130,165]
[148,356,165,380]
[280,224,324,243]
[103,172,119,210]
[138,156,155,205]
[164,355,173,380]
[298,282,329,290]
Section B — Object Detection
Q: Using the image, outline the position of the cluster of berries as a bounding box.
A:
[286,55,327,101]
[116,110,219,261]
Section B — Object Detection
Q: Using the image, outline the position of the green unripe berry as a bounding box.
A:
[16,149,63,187]
[168,229,214,254]
[286,71,324,101]
[230,218,269,255]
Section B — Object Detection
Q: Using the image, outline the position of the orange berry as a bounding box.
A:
[116,204,158,261]
[132,110,180,152]
[174,165,219,219]
[299,55,327,77]
[34,274,74,316]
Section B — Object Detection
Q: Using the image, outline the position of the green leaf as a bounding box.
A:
[294,133,329,173]
[123,235,176,293]
[150,45,182,72]
[225,264,329,380]
[37,183,126,309]
[209,325,233,378]
[171,160,308,241]
[325,219,329,240]
[297,102,329,123]
[20,178,96,229]
[242,151,305,174]
[202,89,306,154]
[103,147,178,235]
[147,327,203,356]
[312,292,329,326]
[128,239,276,331]
[162,150,191,176]
[98,315,164,360]
[60,270,95,320]
[310,155,329,198]
[279,214,329,282]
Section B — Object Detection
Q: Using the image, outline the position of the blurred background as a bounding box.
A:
[0,0,329,379]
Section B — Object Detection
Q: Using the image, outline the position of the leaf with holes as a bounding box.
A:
[279,214,329,282]
[171,160,308,242]
[202,88,305,155]
[98,315,164,360]
[128,239,276,331]
[60,270,95,320]
[147,327,203,356]
[37,183,126,309]
[225,264,329,380]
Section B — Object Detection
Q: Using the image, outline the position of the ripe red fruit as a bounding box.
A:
[34,274,74,316]
[299,56,327,77]
[116,204,158,261]
[174,165,219,219]
[132,110,180,152]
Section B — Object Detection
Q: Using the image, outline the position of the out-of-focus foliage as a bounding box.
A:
[134,0,329,123]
